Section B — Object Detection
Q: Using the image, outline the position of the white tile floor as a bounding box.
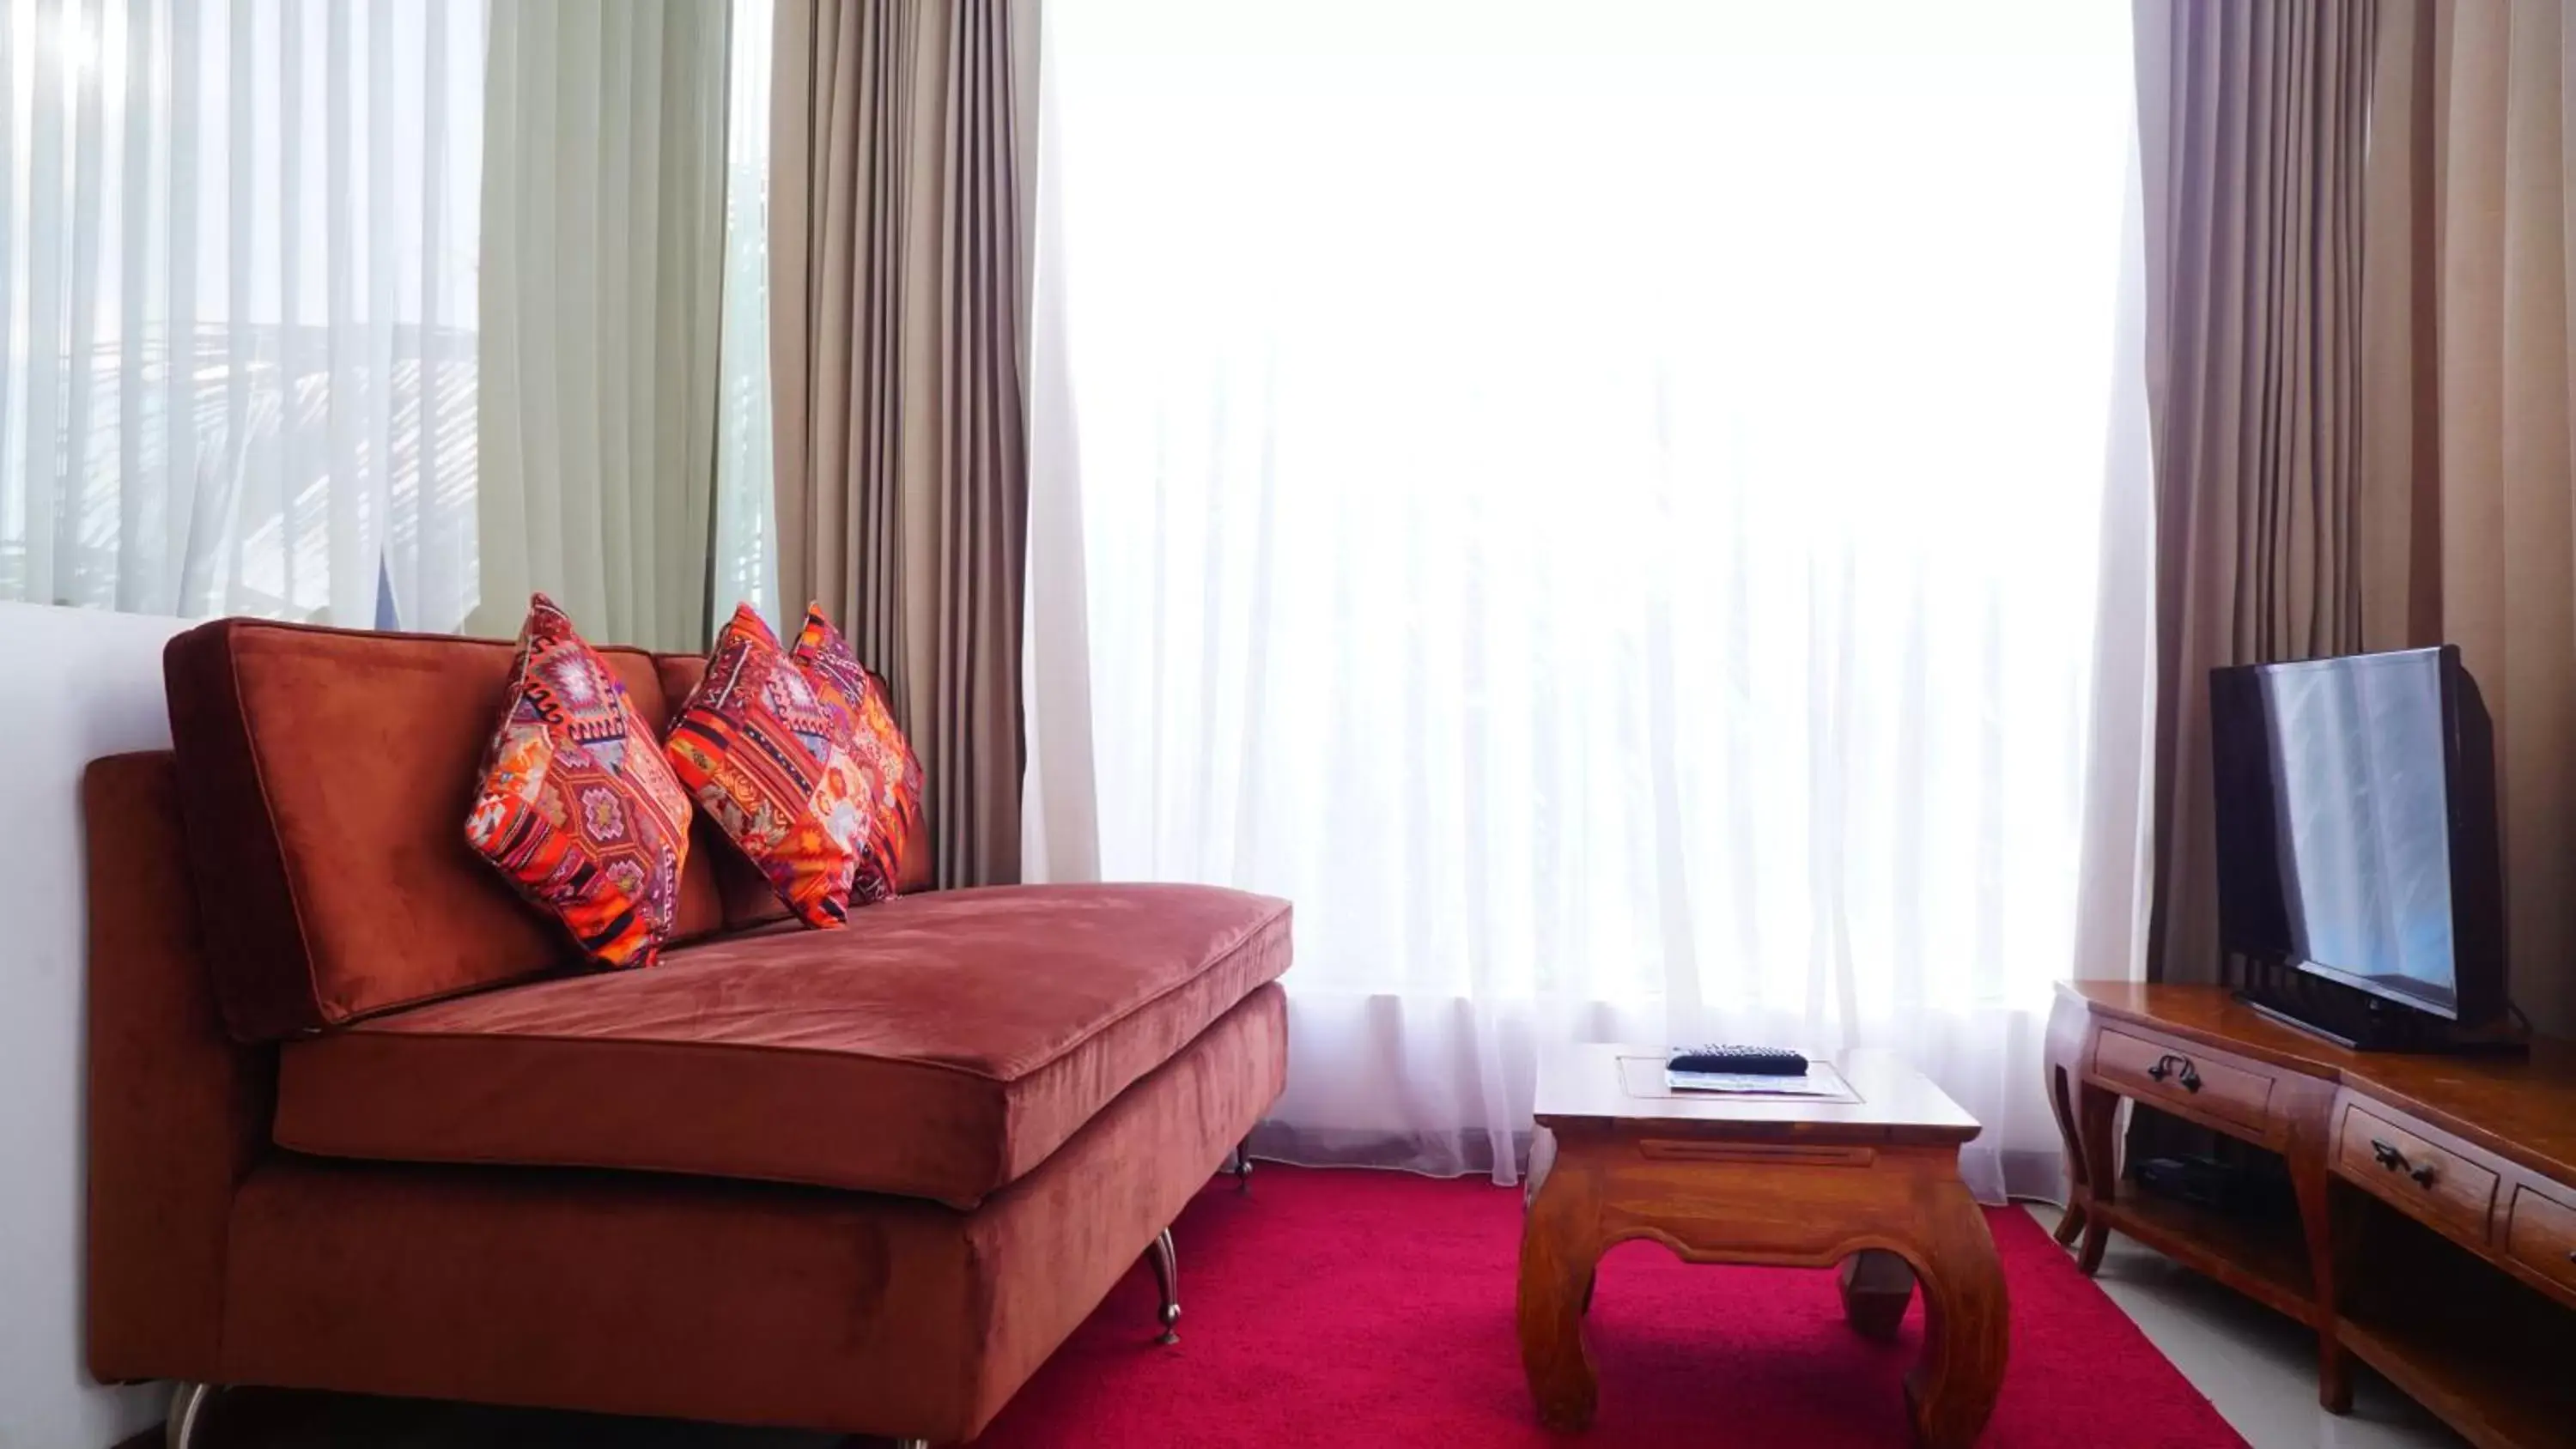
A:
[2021,1205,2464,1449]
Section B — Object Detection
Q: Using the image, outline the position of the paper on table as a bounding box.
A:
[1664,1061,1853,1098]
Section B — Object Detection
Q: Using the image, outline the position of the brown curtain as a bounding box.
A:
[2357,0,2576,1034]
[770,0,1031,888]
[2136,0,2379,985]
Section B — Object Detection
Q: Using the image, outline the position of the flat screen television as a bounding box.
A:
[2208,646,2506,1037]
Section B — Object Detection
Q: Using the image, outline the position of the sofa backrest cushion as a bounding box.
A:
[164,618,724,1041]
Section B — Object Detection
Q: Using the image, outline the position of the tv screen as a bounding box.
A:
[2210,647,2490,1020]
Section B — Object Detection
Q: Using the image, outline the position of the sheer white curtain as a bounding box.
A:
[1026,0,2148,1202]
[1,0,483,627]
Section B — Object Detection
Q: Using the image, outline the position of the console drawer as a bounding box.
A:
[2336,1102,2498,1243]
[2092,1027,2276,1135]
[2503,1185,2576,1300]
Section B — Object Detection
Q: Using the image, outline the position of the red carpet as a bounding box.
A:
[974,1166,2242,1448]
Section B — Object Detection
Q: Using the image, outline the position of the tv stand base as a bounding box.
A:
[2049,981,2576,1449]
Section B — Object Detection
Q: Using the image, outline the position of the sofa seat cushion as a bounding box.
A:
[272,884,1292,1207]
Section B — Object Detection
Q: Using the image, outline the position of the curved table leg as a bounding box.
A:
[1905,1183,2011,1449]
[1516,1155,1605,1431]
[2073,1079,2122,1276]
[2044,991,2093,1248]
[1517,1127,2005,1445]
[1838,1248,1916,1341]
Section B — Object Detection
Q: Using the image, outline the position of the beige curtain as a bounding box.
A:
[2358,0,2576,1034]
[2136,0,2379,985]
[771,0,1030,888]
[476,0,728,651]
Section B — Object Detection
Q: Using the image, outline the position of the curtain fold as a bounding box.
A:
[2136,0,2377,986]
[770,0,1030,888]
[0,0,484,629]
[2357,0,2576,1035]
[475,0,726,652]
[2071,124,2163,990]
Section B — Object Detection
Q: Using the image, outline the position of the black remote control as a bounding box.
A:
[1667,1045,1809,1076]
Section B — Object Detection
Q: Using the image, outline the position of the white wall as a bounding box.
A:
[0,602,190,1449]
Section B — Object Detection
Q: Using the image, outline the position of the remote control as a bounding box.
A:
[1667,1045,1809,1076]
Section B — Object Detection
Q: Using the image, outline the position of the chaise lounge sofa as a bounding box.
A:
[84,618,1292,1446]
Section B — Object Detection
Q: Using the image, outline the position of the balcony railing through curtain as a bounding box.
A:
[3,318,477,621]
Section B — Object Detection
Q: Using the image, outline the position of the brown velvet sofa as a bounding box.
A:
[86,617,1291,1447]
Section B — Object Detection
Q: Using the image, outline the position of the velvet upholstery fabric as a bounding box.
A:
[222,985,1286,1442]
[163,619,725,1040]
[275,885,1292,1207]
[82,752,275,1385]
[672,815,768,941]
[896,805,935,894]
[87,735,1291,1443]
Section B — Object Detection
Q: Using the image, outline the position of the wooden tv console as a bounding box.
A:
[2048,981,2576,1449]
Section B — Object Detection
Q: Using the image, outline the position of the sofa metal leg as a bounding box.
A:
[1148,1226,1182,1344]
[166,1382,217,1449]
[1234,1138,1254,1196]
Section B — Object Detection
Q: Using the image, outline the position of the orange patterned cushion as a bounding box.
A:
[466,594,696,968]
[664,604,869,927]
[791,604,927,904]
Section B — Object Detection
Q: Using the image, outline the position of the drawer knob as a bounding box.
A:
[2146,1053,2202,1093]
[2367,1137,2439,1187]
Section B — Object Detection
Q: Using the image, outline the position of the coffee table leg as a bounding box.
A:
[1838,1249,1916,1341]
[1517,1158,1604,1431]
[1904,1185,2010,1449]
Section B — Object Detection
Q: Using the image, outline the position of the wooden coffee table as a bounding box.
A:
[1517,1044,2008,1446]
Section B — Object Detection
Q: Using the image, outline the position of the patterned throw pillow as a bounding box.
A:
[467,593,696,968]
[664,603,870,927]
[790,604,927,906]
